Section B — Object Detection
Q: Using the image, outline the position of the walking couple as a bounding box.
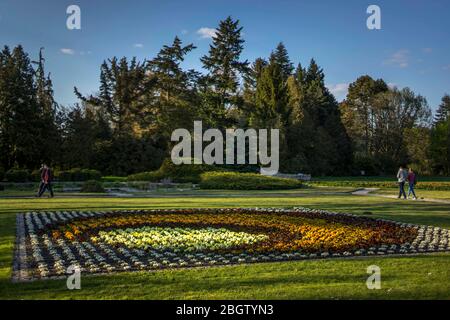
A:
[397,166,417,200]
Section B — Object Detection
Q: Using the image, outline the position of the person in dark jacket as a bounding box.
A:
[37,164,54,198]
[407,168,418,200]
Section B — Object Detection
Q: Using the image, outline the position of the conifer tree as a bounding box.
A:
[0,45,41,169]
[434,94,450,124]
[200,16,249,126]
[269,42,294,80]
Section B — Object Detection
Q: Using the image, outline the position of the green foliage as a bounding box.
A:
[430,118,450,175]
[30,169,41,182]
[56,168,102,182]
[433,94,450,125]
[127,171,162,182]
[0,46,58,170]
[341,76,432,174]
[128,159,227,183]
[200,16,249,127]
[80,180,105,193]
[102,176,127,183]
[1,23,446,178]
[200,171,302,190]
[5,169,30,182]
[0,167,4,181]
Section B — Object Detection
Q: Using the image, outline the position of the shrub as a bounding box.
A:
[158,159,227,183]
[127,171,163,182]
[0,167,4,181]
[5,169,30,182]
[200,172,303,190]
[80,180,105,193]
[30,169,42,182]
[128,159,228,183]
[0,184,4,191]
[56,168,102,182]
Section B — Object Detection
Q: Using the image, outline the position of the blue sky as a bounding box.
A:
[1,0,449,111]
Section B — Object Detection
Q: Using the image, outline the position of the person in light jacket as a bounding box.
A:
[396,165,407,199]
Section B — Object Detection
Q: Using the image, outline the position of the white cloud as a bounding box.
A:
[384,50,410,68]
[181,29,188,35]
[387,83,398,89]
[60,48,75,55]
[197,27,217,39]
[133,43,144,48]
[327,83,349,101]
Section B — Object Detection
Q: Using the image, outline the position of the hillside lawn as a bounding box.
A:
[0,186,449,300]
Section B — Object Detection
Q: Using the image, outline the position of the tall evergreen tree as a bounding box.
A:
[147,37,198,136]
[0,45,42,169]
[33,48,60,164]
[200,16,249,126]
[269,42,294,80]
[75,56,148,136]
[434,94,450,124]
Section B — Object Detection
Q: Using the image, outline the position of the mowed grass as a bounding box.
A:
[0,190,450,300]
[376,188,450,201]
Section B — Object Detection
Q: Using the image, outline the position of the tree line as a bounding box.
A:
[1,17,449,176]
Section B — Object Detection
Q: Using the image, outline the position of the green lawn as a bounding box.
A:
[1,189,450,300]
[376,188,450,201]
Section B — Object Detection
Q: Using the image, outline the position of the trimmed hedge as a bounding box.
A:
[80,180,105,193]
[127,171,163,182]
[5,169,30,182]
[128,159,228,183]
[199,172,303,190]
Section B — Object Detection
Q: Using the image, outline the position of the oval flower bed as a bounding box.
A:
[12,208,450,281]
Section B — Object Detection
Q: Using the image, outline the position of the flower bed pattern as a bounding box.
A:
[12,208,450,282]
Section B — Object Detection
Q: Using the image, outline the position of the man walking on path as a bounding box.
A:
[407,168,418,200]
[37,164,54,198]
[397,165,407,199]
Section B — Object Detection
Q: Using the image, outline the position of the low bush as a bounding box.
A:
[56,168,102,182]
[128,159,228,183]
[199,172,303,190]
[80,180,105,193]
[127,171,163,182]
[0,167,4,181]
[0,184,4,191]
[5,169,30,182]
[30,169,42,182]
